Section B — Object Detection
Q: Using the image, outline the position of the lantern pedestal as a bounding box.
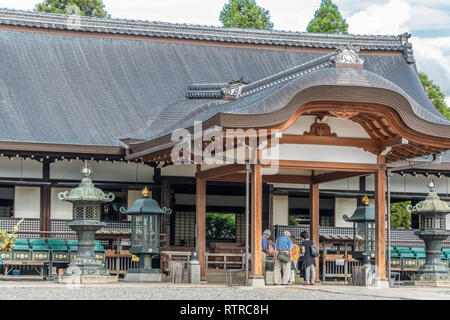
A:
[410,230,450,285]
[404,180,450,287]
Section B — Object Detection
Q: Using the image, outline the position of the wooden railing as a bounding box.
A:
[322,254,359,283]
[160,251,246,272]
[105,250,138,275]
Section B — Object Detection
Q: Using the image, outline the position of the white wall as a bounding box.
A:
[50,187,72,220]
[335,197,356,227]
[51,160,154,182]
[283,115,370,138]
[0,158,42,179]
[262,144,377,164]
[273,195,289,226]
[161,164,196,177]
[14,186,40,218]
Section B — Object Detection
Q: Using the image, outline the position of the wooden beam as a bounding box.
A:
[250,164,263,279]
[195,164,245,180]
[309,183,320,281]
[375,155,387,281]
[280,134,381,154]
[312,171,368,184]
[195,166,206,279]
[209,173,313,184]
[264,160,380,173]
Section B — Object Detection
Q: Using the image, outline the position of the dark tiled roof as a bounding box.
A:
[0,8,413,59]
[0,9,446,149]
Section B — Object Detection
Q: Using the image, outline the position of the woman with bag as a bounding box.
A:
[300,231,317,285]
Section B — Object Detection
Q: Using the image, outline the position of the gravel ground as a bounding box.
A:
[0,282,392,300]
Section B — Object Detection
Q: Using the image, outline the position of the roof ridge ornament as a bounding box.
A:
[221,77,249,100]
[333,44,364,67]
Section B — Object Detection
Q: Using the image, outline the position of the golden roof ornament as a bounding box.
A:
[141,186,150,198]
[362,195,369,205]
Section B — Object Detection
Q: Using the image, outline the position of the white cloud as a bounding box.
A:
[408,5,450,31]
[411,37,450,99]
[347,0,411,35]
[446,97,450,107]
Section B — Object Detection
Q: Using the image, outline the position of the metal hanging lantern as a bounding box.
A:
[57,163,115,280]
[344,195,375,265]
[124,186,171,282]
[410,180,450,283]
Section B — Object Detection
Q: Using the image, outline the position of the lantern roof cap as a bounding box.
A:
[343,195,375,222]
[411,180,450,214]
[125,186,172,215]
[58,163,115,203]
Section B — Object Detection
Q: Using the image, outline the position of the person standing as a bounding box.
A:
[300,231,316,285]
[273,230,293,285]
[261,229,271,275]
[289,236,300,285]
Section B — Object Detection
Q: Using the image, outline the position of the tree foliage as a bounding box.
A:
[206,213,236,240]
[219,0,274,30]
[307,0,348,34]
[419,72,450,120]
[391,201,411,229]
[35,0,108,18]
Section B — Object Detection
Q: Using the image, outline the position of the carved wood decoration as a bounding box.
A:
[303,122,337,137]
[329,111,359,119]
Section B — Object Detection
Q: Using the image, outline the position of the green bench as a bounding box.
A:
[12,238,31,260]
[29,239,49,262]
[48,239,70,263]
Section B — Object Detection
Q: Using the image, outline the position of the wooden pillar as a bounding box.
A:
[160,180,171,249]
[309,183,319,280]
[268,184,274,233]
[196,166,206,279]
[250,164,263,279]
[40,160,51,232]
[375,156,387,280]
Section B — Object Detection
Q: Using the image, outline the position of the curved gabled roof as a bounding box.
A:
[0,9,446,151]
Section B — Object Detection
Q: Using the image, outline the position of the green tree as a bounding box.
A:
[219,0,274,30]
[206,213,236,240]
[307,0,348,34]
[35,0,108,18]
[419,72,450,120]
[391,201,411,229]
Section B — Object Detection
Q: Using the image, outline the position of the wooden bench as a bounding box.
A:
[2,260,48,278]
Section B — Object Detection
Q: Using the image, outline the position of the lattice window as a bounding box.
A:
[74,207,84,219]
[84,207,95,219]
[175,211,195,247]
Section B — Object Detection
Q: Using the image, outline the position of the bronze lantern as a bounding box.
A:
[124,186,171,282]
[344,195,375,265]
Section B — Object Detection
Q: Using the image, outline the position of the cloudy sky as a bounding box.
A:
[1,0,450,106]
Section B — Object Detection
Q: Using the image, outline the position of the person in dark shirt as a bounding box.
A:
[300,231,316,285]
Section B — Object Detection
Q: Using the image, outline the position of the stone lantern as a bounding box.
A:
[56,163,117,284]
[409,180,450,285]
[124,186,171,282]
[344,195,376,286]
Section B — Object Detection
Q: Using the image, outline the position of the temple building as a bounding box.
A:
[0,9,449,283]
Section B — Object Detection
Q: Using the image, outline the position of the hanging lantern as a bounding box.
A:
[344,195,375,265]
[124,186,171,282]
